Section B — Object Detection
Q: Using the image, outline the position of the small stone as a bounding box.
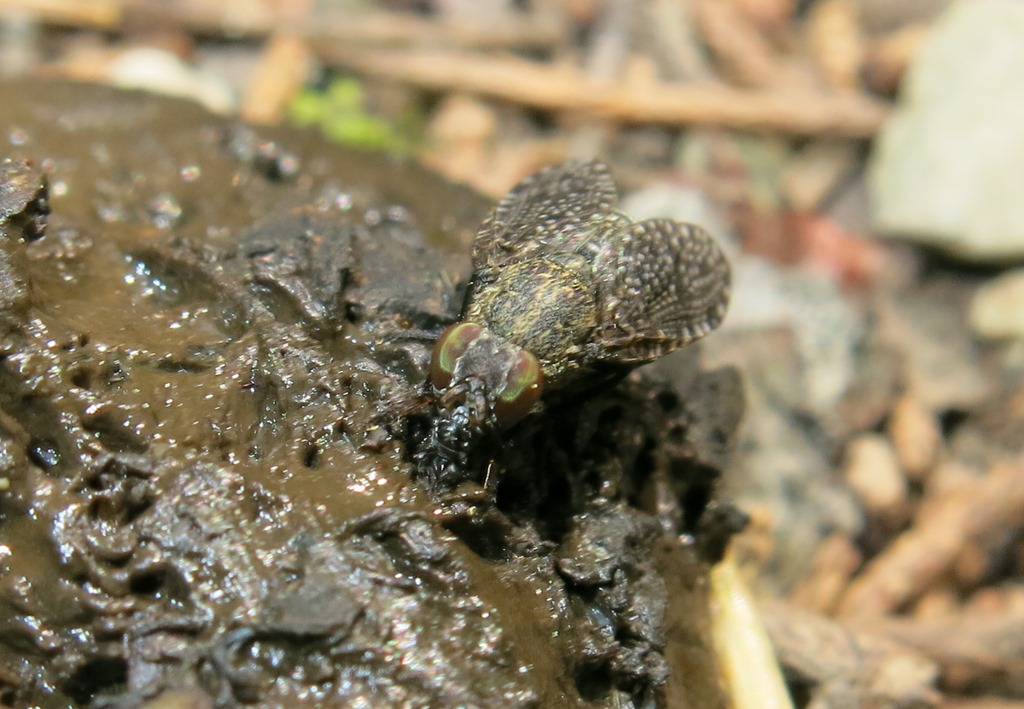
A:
[422,94,498,189]
[869,0,1024,261]
[843,433,908,521]
[726,265,863,413]
[969,268,1024,340]
[874,280,990,411]
[427,93,498,145]
[887,394,941,482]
[0,157,48,240]
[108,47,236,114]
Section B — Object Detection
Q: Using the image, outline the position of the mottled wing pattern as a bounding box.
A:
[592,219,730,365]
[471,160,619,282]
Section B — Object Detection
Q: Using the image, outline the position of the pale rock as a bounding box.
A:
[844,433,908,520]
[108,47,236,114]
[887,394,941,481]
[969,269,1024,340]
[869,0,1024,261]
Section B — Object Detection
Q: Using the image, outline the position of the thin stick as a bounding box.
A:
[711,554,794,709]
[863,612,1024,695]
[4,0,564,49]
[314,46,889,138]
[838,457,1024,616]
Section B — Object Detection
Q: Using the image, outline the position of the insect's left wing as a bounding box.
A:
[590,219,731,365]
[471,160,619,281]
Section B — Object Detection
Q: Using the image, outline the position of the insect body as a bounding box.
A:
[420,160,731,484]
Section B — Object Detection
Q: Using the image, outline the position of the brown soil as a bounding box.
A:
[0,81,740,709]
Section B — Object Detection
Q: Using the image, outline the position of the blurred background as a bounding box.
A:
[2,1,1024,707]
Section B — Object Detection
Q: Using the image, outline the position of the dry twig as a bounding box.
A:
[642,0,711,81]
[241,33,313,125]
[711,555,794,709]
[887,394,942,482]
[314,46,889,138]
[864,612,1024,696]
[761,598,941,708]
[565,0,635,159]
[4,0,565,49]
[806,0,866,91]
[788,533,862,614]
[691,0,808,89]
[838,457,1024,616]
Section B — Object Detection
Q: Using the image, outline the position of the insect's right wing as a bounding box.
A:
[590,219,731,366]
[470,160,619,284]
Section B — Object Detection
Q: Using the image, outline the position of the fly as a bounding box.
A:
[417,160,731,486]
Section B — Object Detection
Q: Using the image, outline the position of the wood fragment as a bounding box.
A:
[788,533,862,614]
[304,8,566,51]
[951,537,1004,591]
[863,611,1024,695]
[710,555,794,709]
[963,585,1024,617]
[728,502,779,573]
[732,0,795,35]
[887,394,941,483]
[563,0,600,25]
[806,0,866,91]
[761,598,941,708]
[911,585,960,620]
[843,433,909,524]
[2,0,123,29]
[643,0,712,81]
[566,0,634,159]
[939,700,1024,709]
[691,0,807,90]
[420,93,499,193]
[838,457,1024,616]
[314,46,890,138]
[5,0,565,49]
[241,33,312,125]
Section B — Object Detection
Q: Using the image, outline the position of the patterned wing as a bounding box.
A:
[471,160,619,281]
[591,219,731,365]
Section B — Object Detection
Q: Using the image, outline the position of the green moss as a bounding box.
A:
[287,78,421,155]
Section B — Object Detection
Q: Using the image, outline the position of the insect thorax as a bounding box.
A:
[466,254,599,369]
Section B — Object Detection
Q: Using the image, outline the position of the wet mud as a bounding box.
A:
[0,81,740,708]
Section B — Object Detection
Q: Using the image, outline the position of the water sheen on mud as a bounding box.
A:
[0,81,739,709]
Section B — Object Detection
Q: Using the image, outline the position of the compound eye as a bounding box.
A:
[493,349,544,427]
[430,322,484,390]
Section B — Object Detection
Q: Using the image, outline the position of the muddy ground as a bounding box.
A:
[0,81,742,708]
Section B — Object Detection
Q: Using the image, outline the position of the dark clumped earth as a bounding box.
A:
[0,81,743,708]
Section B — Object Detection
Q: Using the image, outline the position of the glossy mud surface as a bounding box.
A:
[0,81,738,708]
